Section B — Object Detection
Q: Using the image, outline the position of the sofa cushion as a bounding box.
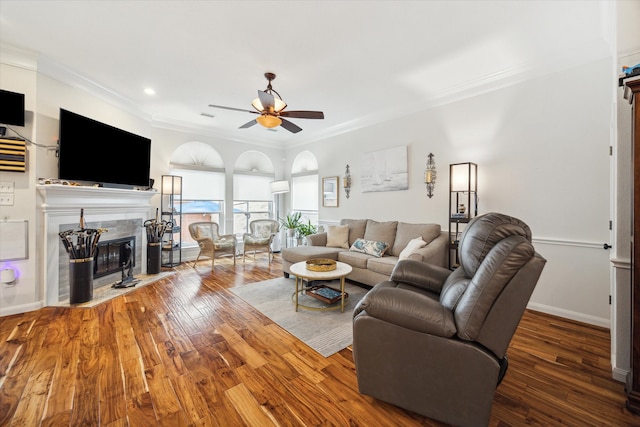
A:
[326,225,349,249]
[340,219,368,246]
[363,220,398,249]
[350,238,390,258]
[398,236,427,260]
[282,246,344,264]
[338,250,371,269]
[367,256,398,276]
[390,222,441,257]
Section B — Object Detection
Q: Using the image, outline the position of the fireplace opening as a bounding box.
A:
[93,236,136,279]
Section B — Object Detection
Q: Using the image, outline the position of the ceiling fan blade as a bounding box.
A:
[280,110,324,119]
[258,90,275,112]
[279,118,302,134]
[239,119,258,129]
[209,104,257,114]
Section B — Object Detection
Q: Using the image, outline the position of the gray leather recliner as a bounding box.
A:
[352,212,546,427]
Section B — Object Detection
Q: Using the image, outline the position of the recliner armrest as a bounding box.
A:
[390,260,451,293]
[354,282,457,337]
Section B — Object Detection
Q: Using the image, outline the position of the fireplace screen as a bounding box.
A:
[93,236,136,278]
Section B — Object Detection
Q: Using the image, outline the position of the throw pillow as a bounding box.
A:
[398,236,427,260]
[326,225,349,249]
[349,238,390,258]
[254,223,272,238]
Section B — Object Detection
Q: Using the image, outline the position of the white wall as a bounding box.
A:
[287,58,613,329]
[0,59,39,314]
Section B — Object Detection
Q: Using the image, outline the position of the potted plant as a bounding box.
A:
[279,212,301,237]
[296,220,318,244]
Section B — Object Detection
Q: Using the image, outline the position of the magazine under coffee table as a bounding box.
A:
[289,261,353,312]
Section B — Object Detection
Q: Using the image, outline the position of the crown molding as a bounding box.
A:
[35,54,152,123]
[0,44,38,70]
[288,37,613,150]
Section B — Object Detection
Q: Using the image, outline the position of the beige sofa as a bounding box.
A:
[281,219,449,286]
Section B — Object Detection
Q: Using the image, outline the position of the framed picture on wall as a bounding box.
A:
[322,176,339,207]
[360,145,408,192]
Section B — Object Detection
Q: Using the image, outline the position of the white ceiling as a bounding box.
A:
[0,1,613,148]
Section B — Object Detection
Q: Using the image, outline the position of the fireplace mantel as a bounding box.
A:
[37,184,158,210]
[37,184,158,305]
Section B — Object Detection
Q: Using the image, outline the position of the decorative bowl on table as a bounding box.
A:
[306,258,337,272]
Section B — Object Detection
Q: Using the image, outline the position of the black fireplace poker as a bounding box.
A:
[144,208,174,243]
[58,209,108,260]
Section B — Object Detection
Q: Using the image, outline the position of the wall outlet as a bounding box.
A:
[0,194,14,205]
[0,182,14,193]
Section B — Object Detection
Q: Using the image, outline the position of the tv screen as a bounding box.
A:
[58,109,151,188]
[0,89,25,126]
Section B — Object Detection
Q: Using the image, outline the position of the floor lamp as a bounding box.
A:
[270,180,290,253]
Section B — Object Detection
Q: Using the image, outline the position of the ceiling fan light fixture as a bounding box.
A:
[256,114,282,128]
[252,96,287,113]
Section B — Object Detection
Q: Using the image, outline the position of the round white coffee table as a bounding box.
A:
[289,261,353,312]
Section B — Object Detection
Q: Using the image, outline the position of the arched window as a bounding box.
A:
[169,142,226,246]
[233,151,275,235]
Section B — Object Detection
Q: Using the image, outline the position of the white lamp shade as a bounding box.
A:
[162,175,182,194]
[451,163,477,192]
[270,180,290,194]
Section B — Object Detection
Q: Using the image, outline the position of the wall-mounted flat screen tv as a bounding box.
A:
[0,89,25,126]
[58,108,151,189]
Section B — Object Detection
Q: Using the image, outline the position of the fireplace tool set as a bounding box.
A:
[58,209,108,260]
[58,209,108,303]
[144,209,174,275]
[144,208,174,243]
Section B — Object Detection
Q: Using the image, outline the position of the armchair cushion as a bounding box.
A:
[354,281,456,337]
[243,235,271,245]
[254,222,274,238]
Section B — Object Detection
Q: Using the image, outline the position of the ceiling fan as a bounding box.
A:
[208,72,324,134]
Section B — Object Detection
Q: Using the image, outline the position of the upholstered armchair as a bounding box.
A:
[352,212,546,427]
[243,219,280,263]
[188,222,237,271]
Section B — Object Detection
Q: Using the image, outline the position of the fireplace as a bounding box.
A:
[94,236,136,279]
[37,184,156,306]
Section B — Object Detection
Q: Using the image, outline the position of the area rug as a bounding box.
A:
[230,277,369,357]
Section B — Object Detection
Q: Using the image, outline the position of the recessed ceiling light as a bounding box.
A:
[144,88,156,96]
[200,112,215,118]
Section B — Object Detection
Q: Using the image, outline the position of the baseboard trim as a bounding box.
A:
[527,302,610,329]
[0,301,44,317]
[612,364,629,383]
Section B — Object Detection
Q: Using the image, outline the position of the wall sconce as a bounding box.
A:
[424,153,436,198]
[1,267,17,286]
[343,164,352,199]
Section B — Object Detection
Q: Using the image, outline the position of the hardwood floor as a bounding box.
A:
[0,255,639,426]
